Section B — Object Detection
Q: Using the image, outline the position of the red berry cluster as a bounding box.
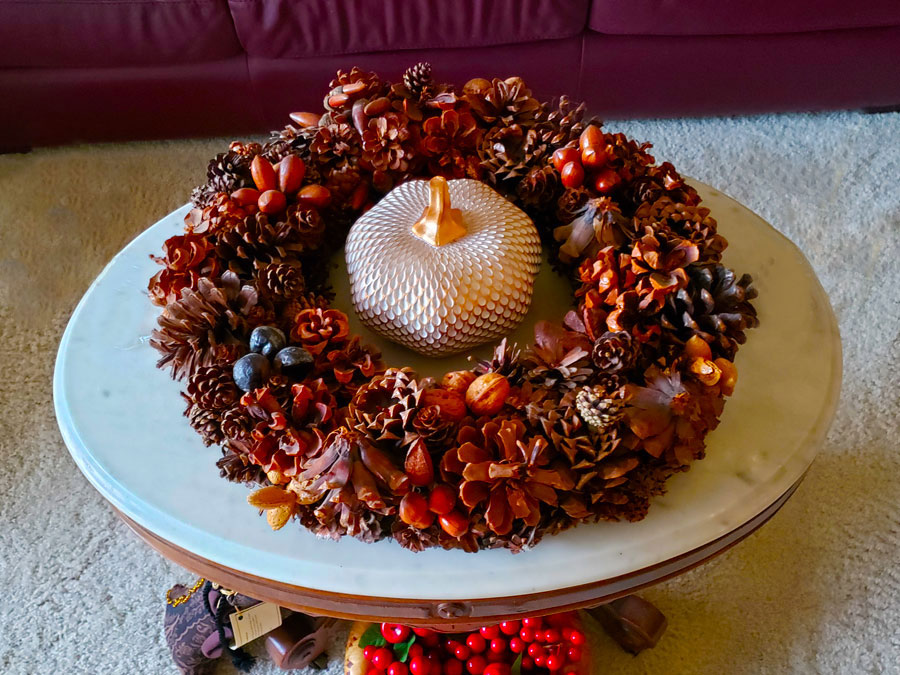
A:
[552,125,623,194]
[399,484,467,538]
[361,614,585,675]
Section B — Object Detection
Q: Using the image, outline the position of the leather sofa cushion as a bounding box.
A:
[588,0,900,36]
[228,0,589,58]
[0,0,243,68]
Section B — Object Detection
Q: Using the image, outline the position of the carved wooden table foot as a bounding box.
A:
[588,595,668,654]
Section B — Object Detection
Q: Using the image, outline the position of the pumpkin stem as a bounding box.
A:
[412,176,467,246]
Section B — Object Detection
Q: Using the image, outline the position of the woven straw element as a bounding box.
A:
[345,178,541,356]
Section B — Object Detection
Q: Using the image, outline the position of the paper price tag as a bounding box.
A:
[229,602,283,648]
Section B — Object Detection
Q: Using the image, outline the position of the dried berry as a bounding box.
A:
[273,346,314,379]
[249,325,286,358]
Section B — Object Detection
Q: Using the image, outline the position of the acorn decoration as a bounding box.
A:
[345,176,541,356]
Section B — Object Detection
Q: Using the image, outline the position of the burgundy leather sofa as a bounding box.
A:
[1,0,899,150]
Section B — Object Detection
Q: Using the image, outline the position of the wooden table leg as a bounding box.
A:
[588,595,668,654]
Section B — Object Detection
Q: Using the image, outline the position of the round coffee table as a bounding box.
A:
[54,182,841,631]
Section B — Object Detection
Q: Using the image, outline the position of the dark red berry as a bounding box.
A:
[410,656,429,675]
[483,664,511,675]
[366,665,385,675]
[521,617,543,629]
[466,656,487,675]
[566,629,585,646]
[499,621,520,636]
[372,647,394,670]
[382,623,412,644]
[527,643,545,659]
[409,644,424,659]
[546,655,563,671]
[521,657,534,671]
[519,628,535,643]
[453,645,471,662]
[466,634,487,653]
[364,645,377,660]
[566,646,583,663]
[533,654,546,668]
[389,663,410,675]
[413,627,436,638]
[543,629,561,644]
[445,659,463,675]
[488,638,506,653]
[509,638,526,654]
[480,626,500,640]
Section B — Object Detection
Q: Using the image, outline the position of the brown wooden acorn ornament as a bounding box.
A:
[345,176,541,356]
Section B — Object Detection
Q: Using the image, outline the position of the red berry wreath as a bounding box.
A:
[148,63,758,552]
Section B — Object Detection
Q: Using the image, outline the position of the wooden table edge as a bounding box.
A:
[117,474,804,627]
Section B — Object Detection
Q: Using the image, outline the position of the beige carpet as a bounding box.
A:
[1,111,898,674]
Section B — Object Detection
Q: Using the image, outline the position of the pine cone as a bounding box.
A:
[191,147,257,208]
[516,165,561,210]
[361,111,417,173]
[310,122,361,166]
[150,272,263,380]
[556,186,591,224]
[524,321,594,390]
[471,338,524,383]
[634,197,726,263]
[264,124,315,164]
[447,418,574,536]
[290,308,350,356]
[591,331,639,373]
[661,264,758,360]
[217,444,266,484]
[403,62,434,98]
[221,405,255,442]
[186,365,240,410]
[319,336,384,401]
[186,405,223,446]
[348,368,426,445]
[148,232,221,307]
[297,427,409,509]
[324,164,363,206]
[535,96,591,148]
[257,262,305,300]
[326,67,385,112]
[420,109,482,179]
[465,77,541,128]
[575,386,624,431]
[285,204,325,248]
[411,405,456,449]
[391,520,440,553]
[478,124,548,187]
[214,213,295,273]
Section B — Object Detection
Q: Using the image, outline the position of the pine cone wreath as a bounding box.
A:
[310,122,361,166]
[148,232,221,307]
[634,197,726,263]
[361,111,417,174]
[221,405,255,442]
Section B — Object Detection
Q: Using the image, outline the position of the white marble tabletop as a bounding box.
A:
[53,182,841,601]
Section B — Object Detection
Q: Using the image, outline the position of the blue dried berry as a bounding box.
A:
[249,325,286,358]
[232,353,270,392]
[273,346,314,379]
